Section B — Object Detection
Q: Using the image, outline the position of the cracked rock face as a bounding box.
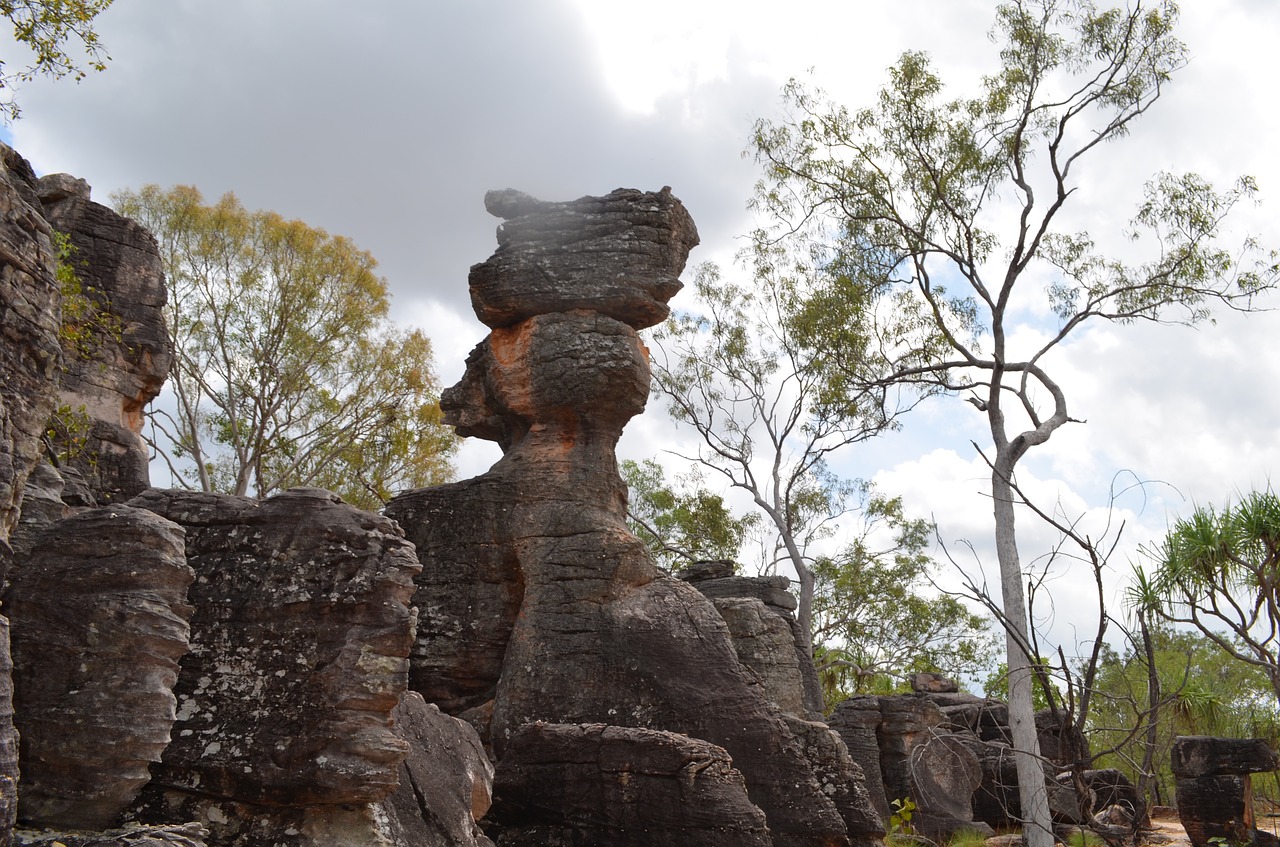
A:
[388,188,875,847]
[38,174,172,504]
[4,505,191,830]
[127,488,420,810]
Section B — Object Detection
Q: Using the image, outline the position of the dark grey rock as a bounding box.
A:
[5,505,190,829]
[127,488,419,808]
[469,187,699,330]
[379,692,495,847]
[487,722,772,847]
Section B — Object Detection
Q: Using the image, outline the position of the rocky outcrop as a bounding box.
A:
[38,173,171,504]
[0,143,69,847]
[680,561,825,718]
[4,505,190,829]
[1172,736,1280,847]
[0,144,63,545]
[487,722,771,846]
[379,692,495,847]
[467,187,697,331]
[387,188,879,847]
[125,488,420,844]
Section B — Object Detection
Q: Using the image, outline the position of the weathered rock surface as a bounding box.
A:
[0,143,62,544]
[15,822,209,846]
[829,697,891,825]
[388,188,872,847]
[1172,736,1279,847]
[4,505,190,829]
[782,714,885,847]
[38,174,171,503]
[486,722,772,847]
[0,141,69,847]
[468,187,698,330]
[710,597,809,717]
[681,566,825,718]
[379,692,495,847]
[127,487,419,810]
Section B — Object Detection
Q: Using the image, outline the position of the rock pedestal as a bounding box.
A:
[388,188,880,847]
[1173,736,1280,847]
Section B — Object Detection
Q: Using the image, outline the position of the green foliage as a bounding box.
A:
[53,228,122,362]
[0,0,113,122]
[112,184,456,510]
[983,659,1054,712]
[1088,625,1280,807]
[1136,487,1280,705]
[889,797,916,837]
[750,6,1279,843]
[650,256,910,652]
[43,402,91,466]
[620,458,758,572]
[813,494,997,701]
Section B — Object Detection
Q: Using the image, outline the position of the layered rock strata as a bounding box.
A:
[0,143,68,847]
[387,188,879,847]
[4,505,191,829]
[379,692,496,847]
[1172,735,1280,847]
[680,560,826,717]
[37,173,171,503]
[487,723,772,846]
[126,488,420,844]
[0,144,63,544]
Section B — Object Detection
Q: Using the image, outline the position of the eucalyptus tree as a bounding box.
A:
[0,0,114,121]
[649,256,912,656]
[750,2,1278,843]
[114,184,456,510]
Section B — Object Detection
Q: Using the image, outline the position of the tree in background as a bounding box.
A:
[0,0,113,122]
[1088,625,1280,808]
[620,458,759,573]
[813,493,996,699]
[750,2,1279,843]
[650,257,914,656]
[113,184,455,511]
[1138,488,1280,705]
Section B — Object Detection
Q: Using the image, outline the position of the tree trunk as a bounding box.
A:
[992,462,1055,847]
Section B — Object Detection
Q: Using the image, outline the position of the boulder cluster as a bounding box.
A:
[0,141,1275,847]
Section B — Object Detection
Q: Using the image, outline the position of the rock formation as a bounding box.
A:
[379,692,495,847]
[123,488,420,843]
[386,187,882,847]
[36,172,171,504]
[1172,735,1280,847]
[0,143,71,847]
[4,505,191,829]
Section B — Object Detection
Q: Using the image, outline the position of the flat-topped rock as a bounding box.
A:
[468,187,698,330]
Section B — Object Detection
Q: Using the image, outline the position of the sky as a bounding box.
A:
[6,0,1280,665]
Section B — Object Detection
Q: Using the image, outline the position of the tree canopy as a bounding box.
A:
[1138,488,1280,704]
[113,184,456,511]
[748,1,1279,843]
[0,0,113,122]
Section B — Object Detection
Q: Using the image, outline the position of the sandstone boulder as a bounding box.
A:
[487,722,772,846]
[378,692,495,847]
[4,505,190,829]
[127,488,419,811]
[388,188,873,847]
[468,187,699,330]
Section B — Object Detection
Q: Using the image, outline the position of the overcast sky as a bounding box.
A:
[7,0,1280,660]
